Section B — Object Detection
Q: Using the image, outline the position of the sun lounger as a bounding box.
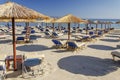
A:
[52,39,67,48]
[0,61,7,79]
[44,32,52,38]
[22,58,43,77]
[89,31,94,36]
[81,35,91,42]
[90,35,98,41]
[52,32,63,38]
[67,41,86,51]
[16,36,32,44]
[31,30,35,34]
[97,31,103,37]
[111,50,120,61]
[74,36,83,41]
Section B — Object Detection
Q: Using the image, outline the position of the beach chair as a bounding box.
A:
[21,31,26,34]
[0,61,7,80]
[22,58,43,77]
[67,41,86,51]
[97,31,103,37]
[74,36,83,41]
[39,28,45,32]
[111,50,120,61]
[52,39,67,48]
[16,35,32,44]
[29,35,37,40]
[52,32,63,38]
[16,36,26,44]
[44,32,52,38]
[90,35,97,41]
[89,31,94,36]
[31,30,35,34]
[82,35,91,42]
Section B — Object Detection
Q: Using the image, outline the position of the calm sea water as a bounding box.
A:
[0,19,120,29]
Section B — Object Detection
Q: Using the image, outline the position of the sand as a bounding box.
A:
[0,27,120,80]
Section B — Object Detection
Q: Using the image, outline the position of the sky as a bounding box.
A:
[0,0,120,19]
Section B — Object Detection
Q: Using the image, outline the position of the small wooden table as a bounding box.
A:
[5,55,23,71]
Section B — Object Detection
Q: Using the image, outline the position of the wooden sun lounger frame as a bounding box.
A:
[111,51,120,61]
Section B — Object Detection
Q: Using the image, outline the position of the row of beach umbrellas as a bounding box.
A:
[0,1,116,71]
[0,1,87,71]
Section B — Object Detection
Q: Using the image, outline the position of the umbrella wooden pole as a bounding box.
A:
[90,23,91,27]
[95,24,97,34]
[58,23,61,31]
[12,17,17,71]
[105,24,106,29]
[25,22,29,27]
[68,23,70,40]
[86,24,88,35]
[41,22,43,28]
[78,23,80,28]
[46,23,47,28]
[101,24,103,30]
[52,23,54,32]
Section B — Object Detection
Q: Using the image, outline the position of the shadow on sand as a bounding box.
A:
[88,44,117,50]
[7,70,22,78]
[105,35,119,38]
[58,55,120,76]
[100,39,119,42]
[52,49,73,53]
[16,44,50,52]
[0,39,12,44]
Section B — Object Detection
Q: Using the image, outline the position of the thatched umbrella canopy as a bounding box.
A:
[87,20,94,24]
[56,14,86,40]
[0,19,37,22]
[0,1,49,71]
[94,20,100,34]
[105,21,113,30]
[98,21,105,30]
[0,2,49,19]
[39,18,57,30]
[47,18,57,31]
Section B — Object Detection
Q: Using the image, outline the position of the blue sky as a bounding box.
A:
[0,0,120,19]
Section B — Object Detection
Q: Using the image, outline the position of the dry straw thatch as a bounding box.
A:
[40,18,57,23]
[0,1,49,19]
[0,19,36,22]
[56,14,86,23]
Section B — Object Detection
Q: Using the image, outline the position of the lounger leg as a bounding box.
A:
[112,55,115,61]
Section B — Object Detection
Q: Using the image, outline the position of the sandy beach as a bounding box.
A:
[0,27,120,80]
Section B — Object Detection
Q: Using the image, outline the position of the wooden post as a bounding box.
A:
[68,23,70,40]
[86,24,88,35]
[78,23,80,28]
[45,18,47,28]
[52,23,54,32]
[105,23,106,29]
[96,24,97,34]
[58,23,61,31]
[101,24,103,30]
[12,17,17,71]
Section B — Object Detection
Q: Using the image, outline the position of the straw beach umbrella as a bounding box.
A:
[56,14,86,40]
[41,18,56,30]
[47,18,57,31]
[0,1,49,71]
[94,20,100,34]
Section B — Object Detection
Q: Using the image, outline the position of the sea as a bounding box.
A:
[0,19,120,29]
